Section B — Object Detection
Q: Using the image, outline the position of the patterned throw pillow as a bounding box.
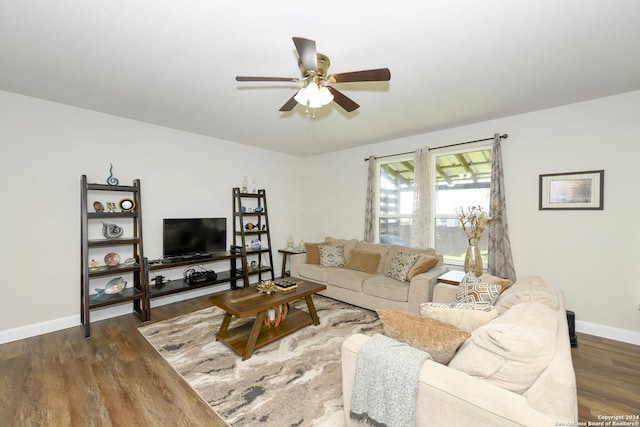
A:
[318,244,346,268]
[454,273,502,305]
[385,250,420,282]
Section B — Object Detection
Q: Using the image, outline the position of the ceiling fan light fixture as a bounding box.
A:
[319,86,334,105]
[294,85,309,105]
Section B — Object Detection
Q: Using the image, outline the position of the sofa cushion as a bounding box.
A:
[419,302,502,332]
[297,263,333,283]
[448,302,557,394]
[325,237,358,260]
[377,309,470,364]
[496,275,558,311]
[326,268,372,292]
[304,242,323,265]
[345,249,381,274]
[319,244,346,268]
[407,254,439,281]
[455,274,502,305]
[355,241,390,273]
[385,250,420,282]
[363,275,410,302]
[382,245,436,274]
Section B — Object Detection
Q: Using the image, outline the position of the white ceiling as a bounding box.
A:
[1,1,639,157]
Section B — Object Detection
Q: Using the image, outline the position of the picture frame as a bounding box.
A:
[539,170,604,210]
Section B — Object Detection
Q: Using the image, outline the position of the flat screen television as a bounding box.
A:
[163,218,227,257]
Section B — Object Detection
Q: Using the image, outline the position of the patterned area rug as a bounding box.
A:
[138,296,383,426]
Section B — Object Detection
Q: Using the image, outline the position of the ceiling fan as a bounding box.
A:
[235,37,391,115]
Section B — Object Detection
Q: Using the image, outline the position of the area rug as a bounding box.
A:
[138,296,383,426]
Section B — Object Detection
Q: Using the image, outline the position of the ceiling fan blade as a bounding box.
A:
[279,93,299,112]
[328,68,391,83]
[327,87,360,112]
[236,76,300,82]
[292,37,317,72]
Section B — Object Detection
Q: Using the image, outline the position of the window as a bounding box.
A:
[377,157,414,246]
[433,147,493,265]
[375,146,493,267]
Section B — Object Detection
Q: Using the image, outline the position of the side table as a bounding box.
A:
[437,270,466,286]
[278,248,306,278]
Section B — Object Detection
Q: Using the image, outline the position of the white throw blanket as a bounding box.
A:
[350,333,432,427]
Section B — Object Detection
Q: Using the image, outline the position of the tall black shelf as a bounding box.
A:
[232,188,275,283]
[80,175,148,337]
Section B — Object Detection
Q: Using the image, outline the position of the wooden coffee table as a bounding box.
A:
[208,279,326,360]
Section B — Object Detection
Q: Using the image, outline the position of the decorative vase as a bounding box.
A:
[464,244,483,277]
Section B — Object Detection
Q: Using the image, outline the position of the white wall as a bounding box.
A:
[0,90,304,340]
[2,89,639,345]
[301,91,640,344]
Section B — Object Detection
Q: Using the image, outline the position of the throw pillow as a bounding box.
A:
[345,250,381,274]
[454,273,502,305]
[418,302,502,332]
[377,309,470,364]
[407,254,439,280]
[318,244,346,268]
[478,273,513,292]
[448,302,557,394]
[304,242,323,265]
[385,250,420,282]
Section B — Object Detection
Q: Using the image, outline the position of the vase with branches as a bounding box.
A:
[458,205,498,276]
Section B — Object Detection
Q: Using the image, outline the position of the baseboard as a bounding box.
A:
[576,320,640,346]
[0,284,228,345]
[4,293,639,347]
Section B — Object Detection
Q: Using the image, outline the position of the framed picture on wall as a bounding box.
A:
[539,170,604,210]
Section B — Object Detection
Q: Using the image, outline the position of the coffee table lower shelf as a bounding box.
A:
[216,307,313,358]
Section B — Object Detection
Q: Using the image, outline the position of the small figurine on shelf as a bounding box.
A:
[241,176,248,193]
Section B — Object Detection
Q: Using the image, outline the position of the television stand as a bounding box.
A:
[146,247,248,299]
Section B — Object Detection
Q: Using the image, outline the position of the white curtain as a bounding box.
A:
[488,133,517,281]
[363,156,376,242]
[411,148,431,248]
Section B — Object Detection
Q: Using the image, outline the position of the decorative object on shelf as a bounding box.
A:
[102,222,124,239]
[118,198,135,212]
[244,222,256,230]
[241,206,247,213]
[250,260,258,270]
[458,205,498,277]
[106,163,119,186]
[89,259,100,271]
[106,202,117,213]
[92,276,127,299]
[104,252,121,267]
[250,239,261,249]
[255,206,264,213]
[250,178,257,193]
[124,257,137,265]
[93,201,104,213]
[257,280,276,295]
[242,176,248,193]
[287,235,294,251]
[262,224,267,230]
[298,239,305,252]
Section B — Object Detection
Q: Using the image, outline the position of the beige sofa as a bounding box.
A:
[342,275,578,426]
[289,237,447,314]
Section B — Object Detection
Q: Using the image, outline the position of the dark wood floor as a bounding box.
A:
[1,294,639,426]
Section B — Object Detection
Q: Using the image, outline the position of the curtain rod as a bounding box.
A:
[364,133,508,161]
